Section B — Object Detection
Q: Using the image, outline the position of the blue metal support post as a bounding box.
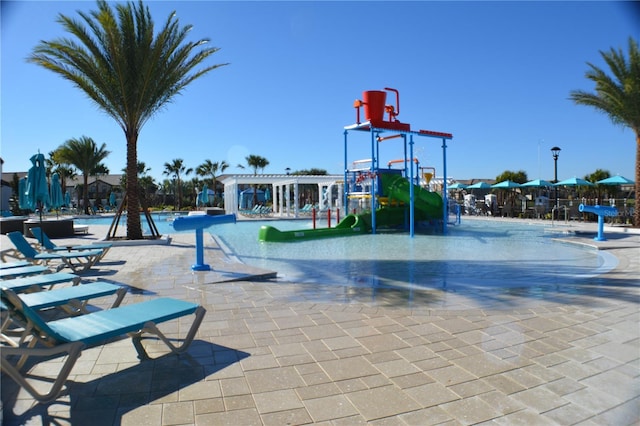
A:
[343,130,349,211]
[370,128,377,234]
[192,228,209,271]
[442,137,448,234]
[409,134,415,237]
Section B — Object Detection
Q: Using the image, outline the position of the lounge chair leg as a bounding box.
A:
[1,341,85,404]
[129,306,206,360]
[130,331,150,360]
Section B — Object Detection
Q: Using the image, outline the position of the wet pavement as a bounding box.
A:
[1,218,638,425]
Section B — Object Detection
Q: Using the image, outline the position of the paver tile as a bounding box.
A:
[404,382,460,407]
[346,386,421,421]
[319,357,378,381]
[244,366,305,393]
[511,386,569,413]
[441,395,501,425]
[253,389,304,414]
[304,394,359,422]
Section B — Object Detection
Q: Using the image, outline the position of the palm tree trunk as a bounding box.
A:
[635,133,639,228]
[177,178,182,210]
[83,174,90,215]
[126,132,143,239]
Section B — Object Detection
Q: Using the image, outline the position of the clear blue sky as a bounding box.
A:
[2,1,638,184]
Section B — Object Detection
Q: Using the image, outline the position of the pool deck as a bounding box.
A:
[1,217,639,425]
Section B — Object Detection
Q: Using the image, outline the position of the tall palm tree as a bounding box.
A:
[196,159,228,203]
[55,136,110,214]
[569,37,640,227]
[29,0,227,239]
[163,159,192,210]
[91,163,109,207]
[47,150,77,197]
[245,155,269,206]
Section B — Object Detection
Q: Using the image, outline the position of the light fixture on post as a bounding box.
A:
[285,167,291,175]
[551,146,561,218]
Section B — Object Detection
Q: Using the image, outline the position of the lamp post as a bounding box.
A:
[285,167,291,175]
[551,146,561,218]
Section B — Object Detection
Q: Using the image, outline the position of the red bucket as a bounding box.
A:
[363,90,386,122]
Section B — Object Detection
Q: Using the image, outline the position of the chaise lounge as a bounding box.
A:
[1,279,126,350]
[29,227,112,261]
[6,231,103,273]
[0,264,50,279]
[0,288,206,403]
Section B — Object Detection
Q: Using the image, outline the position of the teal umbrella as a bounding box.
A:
[64,192,71,207]
[596,175,634,185]
[467,181,491,189]
[554,177,594,187]
[448,182,468,190]
[109,192,117,207]
[491,180,521,189]
[18,177,29,210]
[521,179,553,188]
[25,152,50,220]
[49,173,64,218]
[198,184,209,208]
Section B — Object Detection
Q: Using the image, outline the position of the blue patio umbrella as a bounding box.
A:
[491,180,521,189]
[448,182,468,190]
[467,181,491,189]
[64,192,71,207]
[25,152,50,220]
[521,179,553,188]
[264,187,271,202]
[596,175,634,185]
[109,192,117,207]
[198,184,209,208]
[554,177,594,187]
[49,173,64,217]
[18,177,29,210]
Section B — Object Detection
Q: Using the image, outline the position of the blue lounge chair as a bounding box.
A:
[30,227,112,261]
[1,272,80,347]
[0,261,31,269]
[7,231,103,273]
[0,265,50,279]
[0,288,205,403]
[1,272,80,293]
[1,281,126,349]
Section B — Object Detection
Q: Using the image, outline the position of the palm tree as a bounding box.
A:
[91,163,110,209]
[245,155,269,206]
[569,37,640,227]
[163,159,192,210]
[585,169,611,201]
[196,159,228,205]
[29,0,227,239]
[47,150,77,197]
[55,136,110,214]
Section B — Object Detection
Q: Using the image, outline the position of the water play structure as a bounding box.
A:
[171,212,236,270]
[259,88,453,242]
[578,203,618,241]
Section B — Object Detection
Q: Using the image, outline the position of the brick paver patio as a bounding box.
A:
[1,218,638,425]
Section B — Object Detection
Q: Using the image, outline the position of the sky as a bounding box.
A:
[1,1,638,185]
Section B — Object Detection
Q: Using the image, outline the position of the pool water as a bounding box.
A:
[211,220,613,290]
[75,215,614,290]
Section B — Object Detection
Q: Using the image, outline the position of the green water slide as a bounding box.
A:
[258,173,443,242]
[258,212,370,242]
[379,173,443,220]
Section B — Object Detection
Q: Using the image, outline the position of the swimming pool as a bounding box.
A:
[77,215,617,290]
[75,215,614,291]
[212,220,615,291]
